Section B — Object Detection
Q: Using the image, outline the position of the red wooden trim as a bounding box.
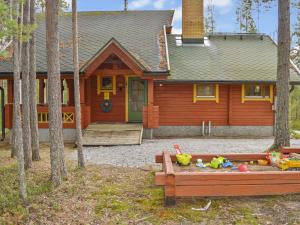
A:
[281,147,300,154]
[66,79,74,106]
[80,79,85,104]
[155,153,267,163]
[162,151,176,205]
[228,84,233,125]
[7,79,13,103]
[93,69,135,76]
[175,184,300,197]
[38,79,45,104]
[84,42,144,77]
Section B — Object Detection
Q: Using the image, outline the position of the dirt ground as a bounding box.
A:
[1,142,300,225]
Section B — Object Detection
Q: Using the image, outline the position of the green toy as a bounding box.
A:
[176,153,192,166]
[208,157,226,169]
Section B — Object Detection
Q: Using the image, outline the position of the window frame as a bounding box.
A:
[241,84,274,103]
[193,84,219,103]
[97,75,117,95]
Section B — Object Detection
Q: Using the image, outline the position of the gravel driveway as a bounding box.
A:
[70,138,300,168]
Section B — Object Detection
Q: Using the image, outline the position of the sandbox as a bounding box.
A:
[155,148,300,206]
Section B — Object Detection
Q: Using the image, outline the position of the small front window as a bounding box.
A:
[193,84,219,103]
[196,84,216,98]
[101,77,113,90]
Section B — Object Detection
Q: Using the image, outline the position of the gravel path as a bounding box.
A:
[69,138,300,168]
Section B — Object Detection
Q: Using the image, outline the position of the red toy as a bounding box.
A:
[238,164,249,172]
[173,144,183,155]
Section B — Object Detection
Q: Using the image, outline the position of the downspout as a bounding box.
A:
[0,87,5,141]
[163,25,171,71]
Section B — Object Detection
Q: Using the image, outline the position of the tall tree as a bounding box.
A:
[12,0,27,199]
[124,0,128,11]
[205,0,215,33]
[72,0,84,168]
[45,0,67,187]
[236,0,257,33]
[274,0,291,148]
[21,0,32,169]
[29,0,40,161]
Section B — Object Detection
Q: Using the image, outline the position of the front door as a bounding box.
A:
[128,77,147,122]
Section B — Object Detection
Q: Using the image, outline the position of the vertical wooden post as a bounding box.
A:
[7,79,14,103]
[66,79,74,106]
[228,85,233,126]
[147,79,154,106]
[39,79,45,104]
[163,151,176,206]
[80,79,85,104]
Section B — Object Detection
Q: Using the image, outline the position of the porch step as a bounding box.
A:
[82,123,143,146]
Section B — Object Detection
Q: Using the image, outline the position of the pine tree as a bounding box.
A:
[274,0,291,149]
[45,0,67,187]
[21,0,32,170]
[12,0,27,200]
[30,0,40,161]
[72,0,85,168]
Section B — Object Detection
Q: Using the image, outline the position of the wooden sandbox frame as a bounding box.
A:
[155,148,300,206]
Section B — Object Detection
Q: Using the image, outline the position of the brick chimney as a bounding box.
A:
[182,0,204,44]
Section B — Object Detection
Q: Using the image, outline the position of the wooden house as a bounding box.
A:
[0,0,300,142]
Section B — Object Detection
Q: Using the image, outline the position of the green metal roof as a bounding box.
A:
[167,34,300,84]
[0,10,174,74]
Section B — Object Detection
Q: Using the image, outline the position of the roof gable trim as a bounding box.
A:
[81,38,147,76]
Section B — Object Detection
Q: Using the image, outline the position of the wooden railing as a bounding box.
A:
[37,111,75,124]
[4,104,91,129]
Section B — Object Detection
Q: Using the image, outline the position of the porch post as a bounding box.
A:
[147,79,154,106]
[38,79,45,104]
[80,78,85,104]
[66,79,74,106]
[7,79,14,103]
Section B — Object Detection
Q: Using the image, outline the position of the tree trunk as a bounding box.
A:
[274,0,290,149]
[30,0,40,161]
[12,0,27,200]
[21,0,32,170]
[45,0,67,187]
[72,0,85,168]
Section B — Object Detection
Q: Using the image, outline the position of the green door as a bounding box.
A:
[128,77,147,122]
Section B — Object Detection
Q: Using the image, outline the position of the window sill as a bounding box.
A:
[193,97,219,103]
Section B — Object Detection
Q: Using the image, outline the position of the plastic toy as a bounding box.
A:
[238,164,249,172]
[258,159,269,166]
[176,153,192,166]
[279,158,300,171]
[196,159,206,168]
[208,157,225,169]
[222,161,234,168]
[266,152,281,166]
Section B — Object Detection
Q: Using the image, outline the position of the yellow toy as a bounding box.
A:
[279,158,300,171]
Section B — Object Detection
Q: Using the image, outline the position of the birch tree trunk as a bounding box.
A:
[30,0,40,161]
[12,0,27,200]
[274,0,290,149]
[21,0,32,170]
[72,0,85,168]
[45,0,67,186]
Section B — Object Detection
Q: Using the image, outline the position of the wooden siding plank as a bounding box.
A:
[175,184,300,197]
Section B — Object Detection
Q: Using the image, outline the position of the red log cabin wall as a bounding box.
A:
[90,75,126,123]
[154,83,274,126]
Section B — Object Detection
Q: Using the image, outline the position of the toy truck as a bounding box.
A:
[279,158,300,171]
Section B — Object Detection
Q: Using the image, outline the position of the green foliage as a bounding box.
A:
[0,0,36,47]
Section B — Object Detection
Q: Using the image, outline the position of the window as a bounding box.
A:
[242,84,273,103]
[101,77,113,90]
[193,84,219,103]
[97,75,116,95]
